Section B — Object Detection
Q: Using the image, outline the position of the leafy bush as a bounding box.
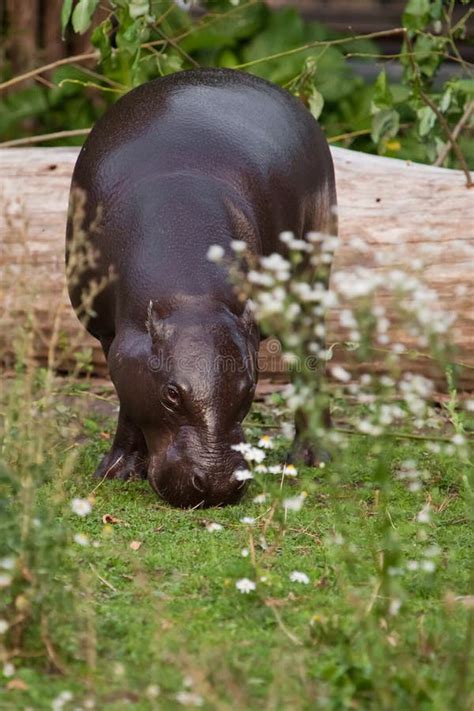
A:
[1,1,473,177]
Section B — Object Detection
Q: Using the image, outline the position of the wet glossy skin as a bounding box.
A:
[66,68,336,508]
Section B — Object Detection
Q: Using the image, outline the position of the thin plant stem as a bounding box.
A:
[234,28,407,71]
[434,100,474,167]
[0,52,99,93]
[404,30,473,188]
[0,129,92,148]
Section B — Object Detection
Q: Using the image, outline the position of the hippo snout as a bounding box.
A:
[148,446,249,509]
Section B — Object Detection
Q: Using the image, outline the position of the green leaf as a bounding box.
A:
[403,0,431,31]
[371,70,393,113]
[129,0,149,20]
[181,2,267,53]
[429,0,443,20]
[371,109,400,145]
[450,79,474,97]
[91,18,113,61]
[308,86,324,120]
[417,105,437,137]
[72,0,99,35]
[412,34,446,78]
[61,0,74,37]
[439,87,452,113]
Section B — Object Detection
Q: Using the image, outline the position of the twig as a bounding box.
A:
[0,52,99,93]
[90,564,118,592]
[153,25,200,68]
[335,426,469,444]
[40,613,68,675]
[266,604,303,646]
[0,128,91,148]
[434,100,474,167]
[365,580,382,614]
[234,28,407,71]
[328,128,373,143]
[329,124,409,143]
[88,454,124,496]
[404,31,473,188]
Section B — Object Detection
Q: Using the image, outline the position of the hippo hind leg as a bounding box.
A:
[288,408,331,468]
[95,408,149,481]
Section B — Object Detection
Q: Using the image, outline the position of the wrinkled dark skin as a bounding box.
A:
[66,68,337,508]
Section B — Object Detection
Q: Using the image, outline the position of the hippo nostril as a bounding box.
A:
[192,473,206,493]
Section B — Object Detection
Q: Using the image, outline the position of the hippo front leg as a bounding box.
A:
[289,408,331,468]
[94,408,149,481]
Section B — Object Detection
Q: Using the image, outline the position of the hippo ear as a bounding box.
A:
[146,300,175,344]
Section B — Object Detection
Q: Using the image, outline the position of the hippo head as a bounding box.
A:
[109,297,259,508]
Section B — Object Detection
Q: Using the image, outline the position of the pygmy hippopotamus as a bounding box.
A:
[66,68,337,508]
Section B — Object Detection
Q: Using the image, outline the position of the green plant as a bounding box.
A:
[1,1,472,179]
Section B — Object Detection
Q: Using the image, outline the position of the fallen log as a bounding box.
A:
[1,146,473,388]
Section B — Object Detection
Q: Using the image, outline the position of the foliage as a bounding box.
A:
[1,374,473,709]
[0,1,473,174]
[1,182,473,708]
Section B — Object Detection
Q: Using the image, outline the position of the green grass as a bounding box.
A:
[1,380,473,711]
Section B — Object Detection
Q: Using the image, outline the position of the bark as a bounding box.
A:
[1,146,473,389]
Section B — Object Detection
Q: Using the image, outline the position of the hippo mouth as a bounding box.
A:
[147,455,249,509]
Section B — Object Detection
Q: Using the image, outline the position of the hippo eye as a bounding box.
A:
[162,384,181,408]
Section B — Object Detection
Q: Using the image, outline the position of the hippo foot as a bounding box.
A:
[288,441,331,469]
[94,447,149,481]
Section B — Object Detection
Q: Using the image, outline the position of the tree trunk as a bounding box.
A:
[42,0,67,66]
[1,146,473,389]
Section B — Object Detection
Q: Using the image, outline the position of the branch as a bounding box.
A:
[404,31,473,188]
[0,52,99,93]
[234,28,407,71]
[0,128,92,148]
[434,100,474,167]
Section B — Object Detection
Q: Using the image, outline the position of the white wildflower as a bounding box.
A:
[268,465,283,475]
[331,366,351,383]
[416,505,431,524]
[175,690,204,706]
[241,548,249,557]
[3,662,15,678]
[206,244,225,262]
[248,270,274,287]
[233,468,253,482]
[421,560,436,573]
[289,571,310,584]
[0,557,15,570]
[0,574,12,588]
[73,533,89,546]
[236,578,256,594]
[230,240,246,252]
[146,685,161,699]
[0,620,8,634]
[253,493,267,504]
[279,231,295,244]
[283,493,307,512]
[260,253,291,272]
[283,464,298,477]
[71,497,92,517]
[205,523,223,533]
[258,435,273,449]
[174,0,197,12]
[389,598,402,616]
[240,517,255,525]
